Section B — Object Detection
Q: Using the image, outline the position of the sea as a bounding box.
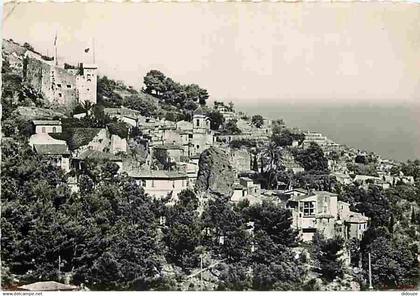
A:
[239,101,420,162]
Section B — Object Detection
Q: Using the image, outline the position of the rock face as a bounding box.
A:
[195,147,235,197]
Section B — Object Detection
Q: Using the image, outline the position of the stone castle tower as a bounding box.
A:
[23,49,97,107]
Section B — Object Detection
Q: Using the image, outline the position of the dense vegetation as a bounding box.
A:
[143,70,209,107]
[1,41,419,291]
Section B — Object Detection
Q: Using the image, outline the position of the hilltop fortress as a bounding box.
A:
[23,50,97,107]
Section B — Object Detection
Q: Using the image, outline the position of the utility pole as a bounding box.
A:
[200,253,203,291]
[368,252,373,290]
[58,255,61,282]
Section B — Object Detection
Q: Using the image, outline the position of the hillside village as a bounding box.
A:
[2,38,420,291]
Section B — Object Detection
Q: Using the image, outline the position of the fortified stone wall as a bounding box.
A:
[53,66,78,106]
[24,54,53,97]
[24,52,97,107]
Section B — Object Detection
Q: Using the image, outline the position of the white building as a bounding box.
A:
[287,191,369,241]
[126,170,189,200]
[32,120,62,134]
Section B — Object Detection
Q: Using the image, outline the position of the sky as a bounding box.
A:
[2,2,420,106]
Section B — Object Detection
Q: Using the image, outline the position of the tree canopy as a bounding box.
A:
[143,70,209,107]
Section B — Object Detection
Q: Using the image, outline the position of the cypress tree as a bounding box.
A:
[252,154,258,172]
[388,214,395,234]
[411,207,416,224]
[389,214,395,234]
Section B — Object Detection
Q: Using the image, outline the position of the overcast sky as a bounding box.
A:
[3,2,420,105]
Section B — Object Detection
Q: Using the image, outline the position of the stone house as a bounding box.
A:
[176,120,193,132]
[110,134,128,154]
[29,125,70,172]
[104,107,142,127]
[33,143,71,173]
[153,144,185,163]
[177,161,199,187]
[161,128,183,145]
[231,177,262,204]
[71,128,109,155]
[72,149,123,171]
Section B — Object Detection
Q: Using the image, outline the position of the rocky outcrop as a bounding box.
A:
[195,147,235,197]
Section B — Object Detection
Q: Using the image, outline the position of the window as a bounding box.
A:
[302,228,316,233]
[189,134,193,139]
[52,127,57,133]
[57,83,62,88]
[151,180,155,187]
[303,201,315,217]
[196,145,200,149]
[87,88,90,91]
[58,93,62,97]
[196,119,199,126]
[67,84,71,88]
[172,180,175,188]
[41,127,46,133]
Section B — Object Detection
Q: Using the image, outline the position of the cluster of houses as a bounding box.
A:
[13,39,417,245]
[22,87,372,244]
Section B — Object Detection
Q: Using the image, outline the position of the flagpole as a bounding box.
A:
[54,31,58,66]
[92,37,95,64]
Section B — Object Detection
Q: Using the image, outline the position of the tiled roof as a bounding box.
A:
[69,128,102,150]
[348,212,369,223]
[154,145,184,151]
[32,120,61,126]
[288,190,337,202]
[75,150,122,161]
[33,144,70,155]
[354,175,381,181]
[126,169,187,179]
[104,107,142,119]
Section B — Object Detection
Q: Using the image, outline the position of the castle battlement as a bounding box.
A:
[23,50,97,107]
